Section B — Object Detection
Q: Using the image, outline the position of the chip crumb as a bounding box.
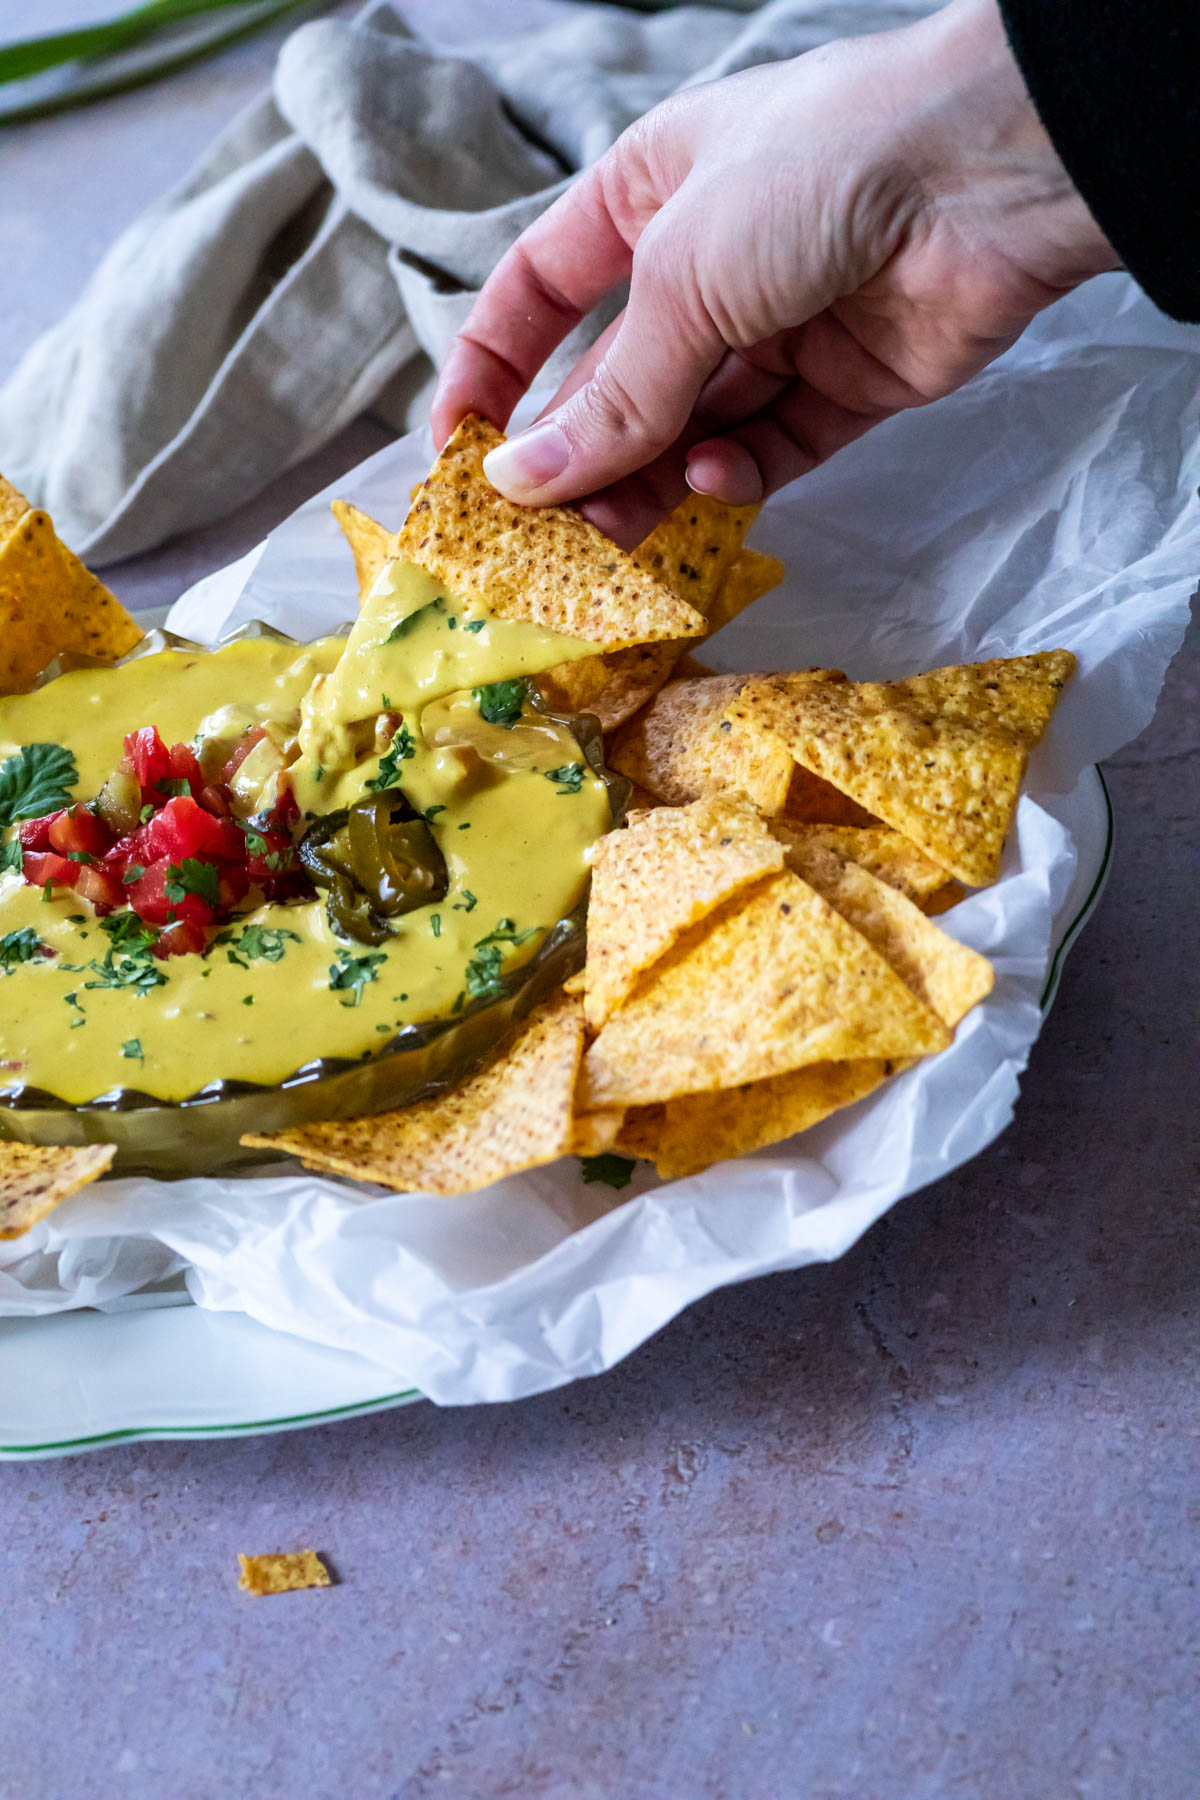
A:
[237,1550,332,1596]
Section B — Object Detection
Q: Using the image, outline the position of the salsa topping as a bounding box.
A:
[13,723,310,957]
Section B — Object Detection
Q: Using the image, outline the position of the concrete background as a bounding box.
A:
[0,5,1197,1797]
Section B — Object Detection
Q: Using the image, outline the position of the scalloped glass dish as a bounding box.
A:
[0,623,627,1178]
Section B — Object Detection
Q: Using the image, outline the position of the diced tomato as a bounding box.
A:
[47,804,114,859]
[220,725,269,785]
[217,865,250,911]
[197,783,232,818]
[124,858,214,929]
[166,741,204,798]
[69,863,123,914]
[17,812,63,852]
[22,850,76,890]
[123,726,171,795]
[138,796,243,865]
[271,785,300,830]
[152,918,208,960]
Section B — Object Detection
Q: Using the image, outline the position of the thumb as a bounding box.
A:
[482,223,724,507]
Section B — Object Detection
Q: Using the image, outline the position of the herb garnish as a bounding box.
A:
[544,762,584,795]
[462,918,538,1005]
[0,743,78,827]
[0,927,54,974]
[365,724,416,791]
[328,949,387,1007]
[218,924,302,968]
[463,619,486,634]
[473,679,527,728]
[579,1153,636,1190]
[122,864,146,885]
[452,889,477,913]
[83,914,166,997]
[164,858,220,908]
[121,1039,144,1064]
[0,838,23,875]
[430,913,441,938]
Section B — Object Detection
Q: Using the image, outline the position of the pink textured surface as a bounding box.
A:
[1,10,1198,1797]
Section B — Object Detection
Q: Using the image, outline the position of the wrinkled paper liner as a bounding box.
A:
[2,278,1196,1406]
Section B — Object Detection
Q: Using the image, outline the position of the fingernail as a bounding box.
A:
[483,421,570,497]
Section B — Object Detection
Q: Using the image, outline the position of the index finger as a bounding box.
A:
[431,162,638,448]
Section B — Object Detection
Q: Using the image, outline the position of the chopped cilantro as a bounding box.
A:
[164,859,220,908]
[462,918,538,1005]
[121,864,146,885]
[452,890,477,913]
[0,743,78,827]
[121,1039,144,1064]
[328,949,387,1007]
[422,804,446,822]
[219,924,301,968]
[64,990,86,1027]
[65,914,86,924]
[314,764,325,784]
[155,777,192,799]
[0,838,23,875]
[384,607,430,643]
[237,821,270,857]
[83,914,165,997]
[458,822,471,831]
[544,762,584,795]
[242,995,254,1006]
[365,724,416,791]
[139,803,155,823]
[0,927,53,974]
[447,616,458,631]
[580,1153,636,1190]
[463,619,486,634]
[472,679,527,729]
[430,913,441,938]
[65,850,93,864]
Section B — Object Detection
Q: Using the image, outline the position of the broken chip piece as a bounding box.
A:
[728,651,1075,886]
[771,823,961,912]
[237,1550,332,1595]
[0,1142,117,1240]
[241,992,585,1195]
[397,415,706,652]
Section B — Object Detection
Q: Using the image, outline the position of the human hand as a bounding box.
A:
[431,0,1117,547]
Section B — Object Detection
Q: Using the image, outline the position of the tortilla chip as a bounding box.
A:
[572,1107,626,1156]
[781,837,994,1027]
[782,763,877,827]
[772,824,961,911]
[585,796,785,1029]
[237,1551,331,1596]
[397,415,705,651]
[538,640,687,732]
[607,673,794,816]
[0,1142,116,1240]
[0,475,30,547]
[728,652,1075,886]
[706,548,784,637]
[242,992,584,1195]
[536,495,758,728]
[0,512,143,695]
[581,871,949,1108]
[614,1104,666,1161]
[331,499,397,602]
[651,1057,895,1181]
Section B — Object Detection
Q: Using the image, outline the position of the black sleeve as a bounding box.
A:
[998,0,1200,322]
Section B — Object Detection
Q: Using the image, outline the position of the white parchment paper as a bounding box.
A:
[1,277,1196,1403]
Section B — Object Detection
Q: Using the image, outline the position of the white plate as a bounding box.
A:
[0,767,1112,1459]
